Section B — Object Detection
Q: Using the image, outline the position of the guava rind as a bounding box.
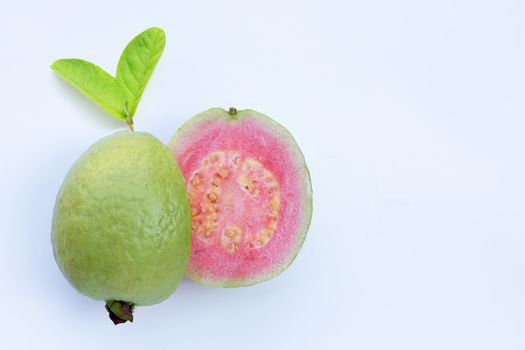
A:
[52,131,191,305]
[168,108,313,287]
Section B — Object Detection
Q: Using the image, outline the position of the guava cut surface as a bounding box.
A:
[168,108,313,287]
[52,131,191,307]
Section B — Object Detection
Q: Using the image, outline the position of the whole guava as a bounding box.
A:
[52,131,191,323]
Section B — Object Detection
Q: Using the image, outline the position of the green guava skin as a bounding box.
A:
[52,131,191,306]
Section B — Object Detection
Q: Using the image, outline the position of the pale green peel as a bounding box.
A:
[52,132,191,306]
[50,27,165,128]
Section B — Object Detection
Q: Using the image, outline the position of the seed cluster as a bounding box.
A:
[189,166,228,240]
[188,151,281,253]
[222,225,242,253]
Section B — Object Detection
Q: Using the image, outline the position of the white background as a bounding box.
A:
[1,0,524,349]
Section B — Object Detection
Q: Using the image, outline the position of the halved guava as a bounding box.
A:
[168,108,312,287]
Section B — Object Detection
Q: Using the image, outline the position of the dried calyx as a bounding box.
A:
[105,300,135,325]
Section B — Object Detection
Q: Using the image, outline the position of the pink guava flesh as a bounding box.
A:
[168,108,312,286]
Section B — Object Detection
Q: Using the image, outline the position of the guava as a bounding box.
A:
[168,108,313,287]
[52,131,191,323]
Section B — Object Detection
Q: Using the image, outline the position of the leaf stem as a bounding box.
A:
[126,117,134,132]
[124,102,134,131]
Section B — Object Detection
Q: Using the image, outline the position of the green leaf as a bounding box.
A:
[51,59,127,120]
[116,27,165,118]
[51,28,165,126]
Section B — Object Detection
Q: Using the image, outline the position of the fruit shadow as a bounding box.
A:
[51,75,125,130]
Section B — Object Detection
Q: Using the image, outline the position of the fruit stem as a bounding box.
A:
[105,300,135,325]
[228,107,237,116]
[228,107,239,120]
